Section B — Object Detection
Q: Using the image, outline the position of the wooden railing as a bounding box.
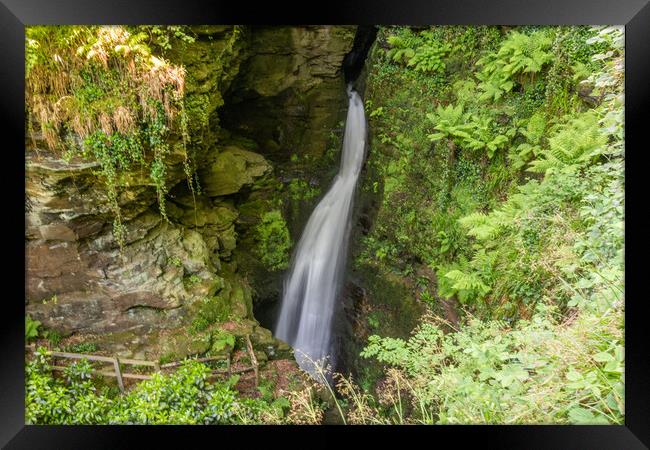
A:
[25,335,260,393]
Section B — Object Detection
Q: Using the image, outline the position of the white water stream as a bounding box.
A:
[275,86,366,380]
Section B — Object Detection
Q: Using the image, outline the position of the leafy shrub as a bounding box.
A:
[25,351,287,425]
[65,342,99,353]
[25,315,41,342]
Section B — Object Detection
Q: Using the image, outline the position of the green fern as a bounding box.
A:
[477,31,553,101]
[509,112,547,169]
[407,41,451,73]
[459,212,500,241]
[387,35,416,64]
[427,103,473,142]
[528,112,606,174]
[444,269,491,302]
[427,104,509,158]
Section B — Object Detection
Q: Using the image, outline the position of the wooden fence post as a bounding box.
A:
[245,335,259,388]
[113,356,125,394]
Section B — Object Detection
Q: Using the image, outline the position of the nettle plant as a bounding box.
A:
[26,25,196,247]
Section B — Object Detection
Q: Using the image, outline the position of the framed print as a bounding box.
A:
[2,0,648,447]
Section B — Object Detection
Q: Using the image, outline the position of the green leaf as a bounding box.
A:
[566,369,582,382]
[428,133,446,142]
[568,407,610,424]
[593,352,614,363]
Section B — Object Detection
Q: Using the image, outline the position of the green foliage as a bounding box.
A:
[255,210,292,271]
[509,111,546,169]
[364,24,624,320]
[476,30,553,101]
[358,301,623,424]
[189,274,201,283]
[65,342,99,354]
[356,26,624,425]
[26,349,112,424]
[42,329,63,347]
[386,28,451,75]
[407,41,451,74]
[137,25,196,51]
[25,25,205,248]
[528,112,607,174]
[386,32,417,65]
[211,331,236,353]
[443,269,491,302]
[167,256,183,268]
[287,178,320,201]
[25,315,41,342]
[190,296,232,334]
[367,313,380,330]
[26,351,285,425]
[427,103,510,159]
[426,103,473,143]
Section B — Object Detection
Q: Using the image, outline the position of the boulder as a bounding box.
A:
[199,146,272,197]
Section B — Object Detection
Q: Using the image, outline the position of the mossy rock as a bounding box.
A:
[250,325,294,360]
[185,275,225,298]
[199,146,272,197]
[158,330,213,362]
[218,225,238,257]
[174,198,239,231]
[219,319,257,338]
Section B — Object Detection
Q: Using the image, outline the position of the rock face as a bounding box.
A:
[221,26,356,161]
[25,25,359,362]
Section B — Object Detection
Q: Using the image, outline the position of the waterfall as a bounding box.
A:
[275,86,366,380]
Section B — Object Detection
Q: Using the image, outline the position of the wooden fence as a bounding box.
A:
[25,335,259,393]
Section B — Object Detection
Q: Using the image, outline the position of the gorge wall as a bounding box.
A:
[25,25,358,362]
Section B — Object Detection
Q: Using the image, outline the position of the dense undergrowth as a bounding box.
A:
[25,347,294,424]
[349,25,624,424]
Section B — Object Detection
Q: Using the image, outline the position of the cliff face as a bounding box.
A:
[25,25,357,361]
[221,26,356,161]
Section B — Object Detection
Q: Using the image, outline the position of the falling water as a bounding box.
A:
[275,86,366,380]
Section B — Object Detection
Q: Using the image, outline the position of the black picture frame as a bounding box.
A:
[3,0,648,448]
